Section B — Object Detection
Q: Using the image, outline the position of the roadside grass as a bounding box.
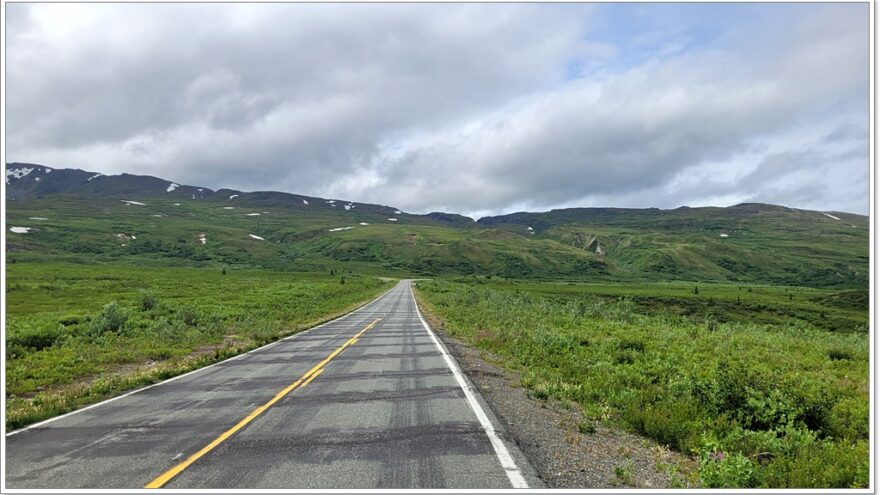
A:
[415,279,868,488]
[5,262,393,431]
[442,277,868,333]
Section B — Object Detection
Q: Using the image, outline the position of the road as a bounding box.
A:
[5,280,539,489]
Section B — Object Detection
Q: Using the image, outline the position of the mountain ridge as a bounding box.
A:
[6,163,867,222]
[5,162,869,288]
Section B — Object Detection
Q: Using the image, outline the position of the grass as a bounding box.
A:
[415,279,869,488]
[5,262,393,430]
[6,194,868,287]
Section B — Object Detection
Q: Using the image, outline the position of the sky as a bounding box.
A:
[5,3,871,217]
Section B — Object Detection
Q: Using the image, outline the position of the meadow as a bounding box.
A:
[415,279,869,488]
[5,262,392,430]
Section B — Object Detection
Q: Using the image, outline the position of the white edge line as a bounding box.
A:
[408,281,529,489]
[5,283,398,437]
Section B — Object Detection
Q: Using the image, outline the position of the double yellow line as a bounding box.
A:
[145,318,382,489]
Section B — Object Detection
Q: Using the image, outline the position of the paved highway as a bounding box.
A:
[5,280,539,489]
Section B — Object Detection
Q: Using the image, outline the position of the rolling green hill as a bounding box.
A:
[6,164,869,288]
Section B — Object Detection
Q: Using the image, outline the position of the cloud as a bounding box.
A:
[5,3,870,215]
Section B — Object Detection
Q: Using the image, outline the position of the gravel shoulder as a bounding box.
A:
[415,294,698,489]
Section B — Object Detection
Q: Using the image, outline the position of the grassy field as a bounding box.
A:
[415,279,869,488]
[5,262,393,430]
[6,195,868,287]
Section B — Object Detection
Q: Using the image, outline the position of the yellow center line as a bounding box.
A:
[145,318,381,489]
[300,367,324,388]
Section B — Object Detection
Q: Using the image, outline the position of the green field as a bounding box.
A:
[5,262,392,430]
[6,195,868,287]
[415,279,869,488]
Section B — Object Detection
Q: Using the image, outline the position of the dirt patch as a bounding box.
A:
[415,293,697,488]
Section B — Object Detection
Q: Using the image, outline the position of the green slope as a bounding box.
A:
[5,188,869,288]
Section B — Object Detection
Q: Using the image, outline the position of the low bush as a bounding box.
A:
[140,290,158,311]
[89,301,129,335]
[416,280,868,488]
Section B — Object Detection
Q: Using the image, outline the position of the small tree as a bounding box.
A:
[222,267,226,275]
[694,286,699,295]
[340,275,346,285]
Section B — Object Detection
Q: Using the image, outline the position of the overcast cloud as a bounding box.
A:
[5,3,870,216]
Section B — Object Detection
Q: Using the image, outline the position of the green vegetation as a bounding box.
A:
[5,262,392,430]
[4,188,869,487]
[5,196,868,287]
[415,279,868,488]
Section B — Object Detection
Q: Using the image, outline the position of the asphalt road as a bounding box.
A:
[5,280,539,489]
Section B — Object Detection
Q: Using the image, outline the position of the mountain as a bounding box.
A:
[5,163,869,287]
[5,163,212,200]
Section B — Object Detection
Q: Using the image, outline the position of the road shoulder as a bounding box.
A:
[414,290,697,489]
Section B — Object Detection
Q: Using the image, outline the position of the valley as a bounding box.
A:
[3,163,871,488]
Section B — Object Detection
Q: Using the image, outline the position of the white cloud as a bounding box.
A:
[6,3,869,215]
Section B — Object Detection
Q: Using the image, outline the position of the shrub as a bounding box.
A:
[624,398,703,453]
[700,449,757,488]
[7,322,64,352]
[577,419,596,434]
[828,349,853,361]
[179,307,199,327]
[89,301,128,334]
[706,315,719,332]
[617,339,645,353]
[763,439,869,488]
[827,397,868,440]
[140,290,158,311]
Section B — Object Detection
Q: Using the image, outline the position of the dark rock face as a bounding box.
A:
[426,212,475,226]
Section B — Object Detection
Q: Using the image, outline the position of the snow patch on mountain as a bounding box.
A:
[5,167,34,183]
[167,183,180,193]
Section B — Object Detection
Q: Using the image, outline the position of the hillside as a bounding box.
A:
[5,163,869,287]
